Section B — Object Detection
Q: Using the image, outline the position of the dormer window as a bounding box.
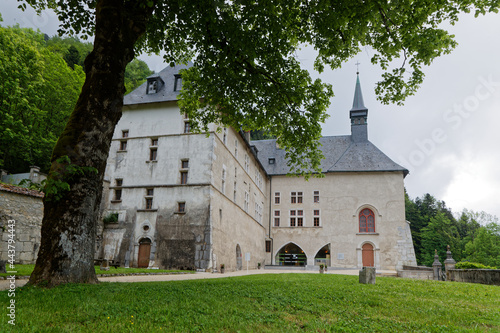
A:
[174,74,182,91]
[268,158,275,165]
[146,76,164,94]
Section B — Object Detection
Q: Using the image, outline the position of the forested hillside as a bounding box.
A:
[406,192,500,267]
[0,24,153,174]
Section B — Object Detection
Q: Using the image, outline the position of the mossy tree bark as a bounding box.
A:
[28,0,153,287]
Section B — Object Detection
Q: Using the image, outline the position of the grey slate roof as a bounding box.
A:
[252,136,408,176]
[124,63,192,106]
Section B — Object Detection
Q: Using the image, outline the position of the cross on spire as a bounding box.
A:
[355,61,360,74]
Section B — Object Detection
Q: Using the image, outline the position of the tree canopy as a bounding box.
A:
[23,0,499,175]
[0,25,85,173]
[0,25,154,175]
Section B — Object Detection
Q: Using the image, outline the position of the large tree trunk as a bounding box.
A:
[29,0,153,287]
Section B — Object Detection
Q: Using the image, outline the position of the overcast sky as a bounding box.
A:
[1,1,499,219]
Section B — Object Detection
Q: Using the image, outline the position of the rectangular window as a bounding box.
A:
[235,140,238,158]
[297,210,303,227]
[184,121,191,133]
[182,160,189,169]
[119,141,127,151]
[146,188,154,196]
[274,192,280,204]
[151,138,158,146]
[180,171,188,184]
[266,240,271,253]
[222,168,226,195]
[149,148,157,161]
[174,74,182,91]
[233,181,237,202]
[314,191,320,203]
[244,191,249,212]
[223,128,227,145]
[122,130,129,138]
[290,210,296,227]
[297,192,303,204]
[145,198,153,210]
[314,210,320,227]
[291,192,296,204]
[178,202,186,213]
[113,179,122,201]
[244,155,249,172]
[274,210,280,227]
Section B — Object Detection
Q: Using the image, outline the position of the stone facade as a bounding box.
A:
[0,184,43,264]
[98,64,417,272]
[100,92,268,271]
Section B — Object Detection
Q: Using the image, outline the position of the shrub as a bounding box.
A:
[103,213,118,223]
[455,261,497,270]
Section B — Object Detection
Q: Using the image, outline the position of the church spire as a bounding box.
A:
[349,73,368,142]
[350,74,368,113]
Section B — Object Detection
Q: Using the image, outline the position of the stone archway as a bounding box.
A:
[314,244,331,267]
[275,243,306,266]
[236,244,243,270]
[138,238,152,268]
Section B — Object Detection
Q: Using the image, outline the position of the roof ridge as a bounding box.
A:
[327,140,353,171]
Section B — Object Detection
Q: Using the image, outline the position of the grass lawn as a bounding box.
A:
[0,265,191,278]
[1,274,499,332]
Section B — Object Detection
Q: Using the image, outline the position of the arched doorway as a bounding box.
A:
[275,243,306,266]
[362,243,374,267]
[314,244,331,267]
[236,244,243,270]
[138,238,152,268]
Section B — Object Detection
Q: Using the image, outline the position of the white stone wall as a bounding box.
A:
[269,171,411,270]
[210,128,269,271]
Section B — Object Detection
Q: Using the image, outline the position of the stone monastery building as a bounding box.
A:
[100,64,417,272]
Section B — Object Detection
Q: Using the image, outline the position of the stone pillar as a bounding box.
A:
[359,267,376,284]
[444,245,456,281]
[432,249,442,281]
[100,259,110,271]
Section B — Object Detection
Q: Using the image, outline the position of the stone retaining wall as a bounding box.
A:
[397,270,434,280]
[448,269,500,286]
[0,185,43,264]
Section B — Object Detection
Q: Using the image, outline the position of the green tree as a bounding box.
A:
[420,212,460,267]
[464,222,500,267]
[64,45,80,69]
[124,58,153,94]
[21,0,500,287]
[0,26,85,173]
[45,35,93,69]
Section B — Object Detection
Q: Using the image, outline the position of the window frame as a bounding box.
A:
[359,208,375,233]
[313,190,320,203]
[149,148,158,161]
[313,209,320,227]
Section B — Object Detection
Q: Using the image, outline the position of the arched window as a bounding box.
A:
[359,208,375,233]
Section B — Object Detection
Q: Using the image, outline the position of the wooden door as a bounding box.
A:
[362,243,374,267]
[138,239,151,268]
